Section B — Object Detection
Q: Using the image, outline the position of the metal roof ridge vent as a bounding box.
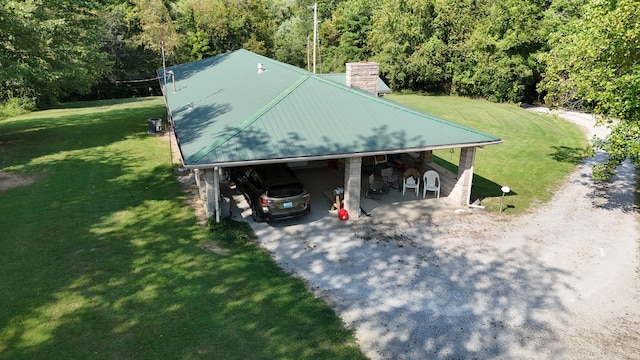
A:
[345,61,379,95]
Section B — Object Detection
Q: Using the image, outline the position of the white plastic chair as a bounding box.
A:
[422,170,440,198]
[402,176,420,197]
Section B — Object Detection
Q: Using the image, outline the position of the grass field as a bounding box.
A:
[0,97,364,360]
[388,94,588,212]
[0,94,588,359]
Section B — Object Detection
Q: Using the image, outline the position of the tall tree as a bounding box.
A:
[173,0,276,59]
[130,0,181,60]
[369,0,437,90]
[0,0,111,107]
[273,15,309,68]
[450,0,550,102]
[423,0,482,92]
[316,0,373,73]
[541,0,640,179]
[92,2,162,99]
[335,0,373,62]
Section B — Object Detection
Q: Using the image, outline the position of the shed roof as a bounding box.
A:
[159,49,501,168]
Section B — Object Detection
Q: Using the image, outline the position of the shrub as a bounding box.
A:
[0,97,36,120]
[209,218,257,247]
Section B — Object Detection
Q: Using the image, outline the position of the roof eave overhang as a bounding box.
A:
[181,139,503,170]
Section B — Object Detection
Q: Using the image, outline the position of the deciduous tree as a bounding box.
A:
[173,0,275,59]
[450,0,550,102]
[0,0,110,107]
[369,0,437,90]
[541,0,640,179]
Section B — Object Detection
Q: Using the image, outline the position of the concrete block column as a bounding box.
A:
[194,169,205,201]
[454,147,476,206]
[202,168,220,221]
[343,157,362,219]
[419,150,433,172]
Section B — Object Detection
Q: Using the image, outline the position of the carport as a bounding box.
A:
[158,49,502,222]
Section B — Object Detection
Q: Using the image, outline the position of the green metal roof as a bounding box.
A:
[159,49,501,168]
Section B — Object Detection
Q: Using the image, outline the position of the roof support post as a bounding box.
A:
[343,156,362,219]
[203,168,220,222]
[451,147,476,206]
[194,169,205,200]
[213,167,220,223]
[420,150,433,169]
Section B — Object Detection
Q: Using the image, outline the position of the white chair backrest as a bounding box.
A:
[424,170,439,186]
[406,177,417,186]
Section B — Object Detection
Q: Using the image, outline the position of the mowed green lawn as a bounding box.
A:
[0,95,587,359]
[388,94,587,212]
[0,97,364,360]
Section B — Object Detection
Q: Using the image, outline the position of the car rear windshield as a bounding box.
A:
[266,184,304,198]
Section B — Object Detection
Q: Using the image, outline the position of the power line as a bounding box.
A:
[112,76,160,84]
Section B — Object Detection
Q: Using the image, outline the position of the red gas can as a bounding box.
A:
[338,208,349,221]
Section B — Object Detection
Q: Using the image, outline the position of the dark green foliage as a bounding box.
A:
[61,2,163,102]
[0,97,36,120]
[0,0,111,108]
[333,0,551,102]
[0,0,623,109]
[274,16,309,68]
[368,0,438,89]
[449,0,549,102]
[169,0,277,59]
[541,0,640,179]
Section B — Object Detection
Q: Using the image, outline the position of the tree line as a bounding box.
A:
[1,0,638,178]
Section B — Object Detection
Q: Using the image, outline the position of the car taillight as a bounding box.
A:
[260,197,270,205]
[302,194,311,201]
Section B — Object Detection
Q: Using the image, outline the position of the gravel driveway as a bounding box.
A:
[248,109,640,359]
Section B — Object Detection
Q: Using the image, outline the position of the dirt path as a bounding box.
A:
[0,171,36,192]
[253,109,640,359]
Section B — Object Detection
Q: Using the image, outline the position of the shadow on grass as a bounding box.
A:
[0,98,166,169]
[1,165,361,360]
[52,97,156,109]
[0,99,363,359]
[548,146,585,165]
[432,156,518,202]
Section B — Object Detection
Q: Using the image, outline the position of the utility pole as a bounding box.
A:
[312,3,317,74]
[161,40,167,95]
[307,35,311,72]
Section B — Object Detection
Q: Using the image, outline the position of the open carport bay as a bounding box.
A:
[226,164,458,225]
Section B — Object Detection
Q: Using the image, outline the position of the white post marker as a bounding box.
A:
[500,185,511,213]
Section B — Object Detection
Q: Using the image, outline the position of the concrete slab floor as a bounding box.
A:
[223,166,466,227]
